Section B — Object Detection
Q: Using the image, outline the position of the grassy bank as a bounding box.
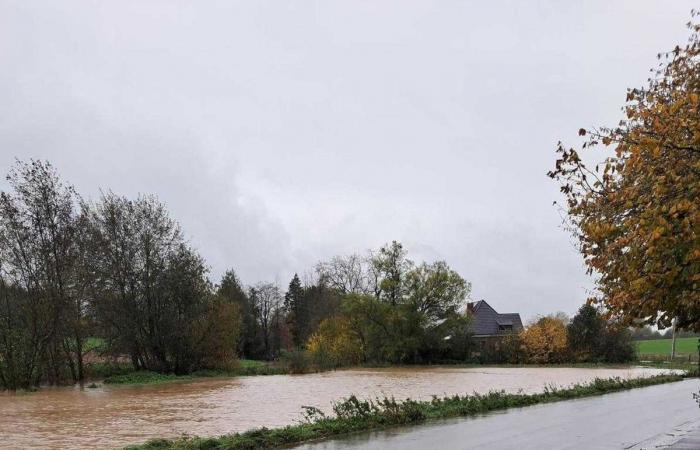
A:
[102,360,287,385]
[124,373,685,450]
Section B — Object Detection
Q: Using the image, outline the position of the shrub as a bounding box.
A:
[601,325,636,363]
[520,316,568,363]
[307,317,363,368]
[279,349,313,374]
[567,304,605,361]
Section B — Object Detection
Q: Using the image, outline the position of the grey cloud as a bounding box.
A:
[0,0,696,321]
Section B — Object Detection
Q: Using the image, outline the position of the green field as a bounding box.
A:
[636,337,699,356]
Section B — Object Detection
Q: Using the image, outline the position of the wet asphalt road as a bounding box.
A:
[294,379,700,450]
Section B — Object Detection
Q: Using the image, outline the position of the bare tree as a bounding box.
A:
[315,253,378,296]
[249,282,282,360]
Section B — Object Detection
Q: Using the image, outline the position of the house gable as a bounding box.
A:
[468,300,523,337]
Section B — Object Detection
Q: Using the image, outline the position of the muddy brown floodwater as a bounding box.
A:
[0,366,674,449]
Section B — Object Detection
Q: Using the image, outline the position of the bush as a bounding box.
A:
[520,317,568,363]
[494,332,527,364]
[566,304,636,363]
[307,317,363,368]
[279,349,313,374]
[602,325,636,363]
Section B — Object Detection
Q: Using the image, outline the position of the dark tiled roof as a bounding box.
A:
[498,313,523,329]
[468,300,523,336]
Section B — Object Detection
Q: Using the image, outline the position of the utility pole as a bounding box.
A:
[670,317,677,361]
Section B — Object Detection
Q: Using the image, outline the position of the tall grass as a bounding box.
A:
[124,373,685,450]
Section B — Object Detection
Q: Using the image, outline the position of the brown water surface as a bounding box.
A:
[0,366,672,449]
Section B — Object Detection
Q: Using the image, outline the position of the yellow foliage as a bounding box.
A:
[307,317,363,367]
[520,317,567,364]
[549,15,700,330]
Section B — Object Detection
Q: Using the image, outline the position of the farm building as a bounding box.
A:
[466,300,523,354]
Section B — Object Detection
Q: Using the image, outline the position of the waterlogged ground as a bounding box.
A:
[0,366,675,449]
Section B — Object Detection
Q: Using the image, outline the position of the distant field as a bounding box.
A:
[636,337,699,356]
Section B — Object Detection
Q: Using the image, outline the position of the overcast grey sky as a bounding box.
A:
[0,1,695,320]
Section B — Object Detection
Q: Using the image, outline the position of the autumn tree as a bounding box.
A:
[549,16,700,331]
[520,316,568,363]
[194,294,242,370]
[307,316,364,368]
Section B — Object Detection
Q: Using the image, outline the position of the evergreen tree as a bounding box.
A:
[284,274,307,347]
[566,304,605,360]
[218,270,247,305]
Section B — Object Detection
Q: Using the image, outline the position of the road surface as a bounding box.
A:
[294,379,700,450]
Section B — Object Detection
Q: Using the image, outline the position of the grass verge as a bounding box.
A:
[123,373,686,450]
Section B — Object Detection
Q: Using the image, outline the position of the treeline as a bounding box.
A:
[0,160,638,390]
[479,304,636,365]
[220,241,473,367]
[0,160,473,389]
[0,161,245,389]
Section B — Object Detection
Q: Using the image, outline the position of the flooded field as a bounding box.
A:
[0,366,674,449]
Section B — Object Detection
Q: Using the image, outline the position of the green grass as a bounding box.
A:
[123,373,686,450]
[102,360,288,385]
[85,362,133,379]
[636,337,699,356]
[84,337,106,352]
[237,359,266,369]
[104,371,191,385]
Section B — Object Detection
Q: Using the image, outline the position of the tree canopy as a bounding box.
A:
[549,16,700,331]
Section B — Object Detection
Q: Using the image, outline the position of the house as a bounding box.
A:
[466,300,523,353]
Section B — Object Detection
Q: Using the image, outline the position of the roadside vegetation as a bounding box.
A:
[124,374,685,450]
